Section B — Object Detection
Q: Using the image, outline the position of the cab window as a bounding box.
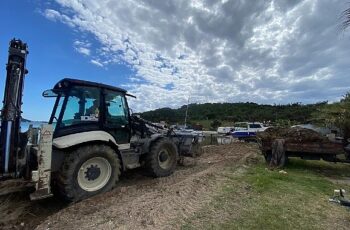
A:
[104,90,129,126]
[234,123,248,130]
[59,86,100,127]
[249,124,262,129]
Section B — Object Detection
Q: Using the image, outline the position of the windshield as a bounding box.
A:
[234,123,248,128]
[63,86,100,127]
[52,86,101,128]
[249,124,262,129]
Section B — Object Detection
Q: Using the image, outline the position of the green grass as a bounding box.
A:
[182,158,350,230]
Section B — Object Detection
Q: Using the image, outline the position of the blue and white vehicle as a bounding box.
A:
[231,122,267,139]
[217,126,234,135]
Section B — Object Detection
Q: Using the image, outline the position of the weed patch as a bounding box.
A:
[182,157,350,230]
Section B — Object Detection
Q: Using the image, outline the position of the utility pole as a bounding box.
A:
[184,97,190,128]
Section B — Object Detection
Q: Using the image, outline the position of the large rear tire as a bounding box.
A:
[145,138,178,177]
[55,144,121,202]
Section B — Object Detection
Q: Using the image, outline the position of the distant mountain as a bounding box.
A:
[0,118,47,123]
[0,118,32,122]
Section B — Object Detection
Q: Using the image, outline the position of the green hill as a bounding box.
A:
[140,102,327,129]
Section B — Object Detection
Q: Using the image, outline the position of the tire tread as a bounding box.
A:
[55,144,121,202]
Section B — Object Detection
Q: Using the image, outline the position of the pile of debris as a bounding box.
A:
[257,127,329,143]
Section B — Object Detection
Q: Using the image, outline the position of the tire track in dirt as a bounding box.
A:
[35,143,259,230]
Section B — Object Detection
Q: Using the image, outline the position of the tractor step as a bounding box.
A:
[120,148,141,169]
[30,188,53,200]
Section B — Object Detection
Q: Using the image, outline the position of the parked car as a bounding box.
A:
[231,122,268,140]
[172,125,205,143]
[217,126,234,134]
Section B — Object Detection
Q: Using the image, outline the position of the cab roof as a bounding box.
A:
[53,78,127,93]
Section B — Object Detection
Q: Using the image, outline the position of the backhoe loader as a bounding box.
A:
[0,39,200,202]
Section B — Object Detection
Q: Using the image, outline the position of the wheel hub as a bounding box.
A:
[77,157,112,192]
[159,151,169,162]
[158,149,175,170]
[85,164,101,181]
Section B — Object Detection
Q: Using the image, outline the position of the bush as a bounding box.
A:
[210,119,222,130]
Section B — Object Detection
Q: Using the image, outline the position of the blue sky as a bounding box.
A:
[1,0,350,121]
[0,0,133,120]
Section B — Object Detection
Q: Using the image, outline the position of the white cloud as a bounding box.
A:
[90,59,103,67]
[43,8,75,28]
[76,47,90,56]
[73,40,91,56]
[42,0,350,112]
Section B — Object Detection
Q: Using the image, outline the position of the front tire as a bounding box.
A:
[56,144,121,202]
[145,138,178,177]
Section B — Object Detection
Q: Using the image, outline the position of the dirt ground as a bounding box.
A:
[0,143,258,230]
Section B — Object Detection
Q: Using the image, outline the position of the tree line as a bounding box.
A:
[140,102,327,125]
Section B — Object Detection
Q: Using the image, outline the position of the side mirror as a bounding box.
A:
[42,89,58,97]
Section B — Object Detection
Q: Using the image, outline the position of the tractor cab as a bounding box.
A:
[43,78,132,144]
